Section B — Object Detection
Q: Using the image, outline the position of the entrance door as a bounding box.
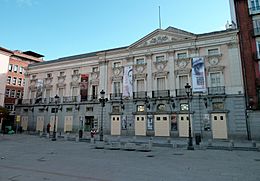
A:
[84,116,94,131]
[211,113,228,139]
[111,115,121,135]
[154,115,170,136]
[64,116,73,132]
[178,114,193,137]
[50,116,58,132]
[36,116,44,131]
[135,115,146,136]
[21,116,28,131]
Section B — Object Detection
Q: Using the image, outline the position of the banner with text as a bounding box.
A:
[191,57,207,93]
[123,66,133,97]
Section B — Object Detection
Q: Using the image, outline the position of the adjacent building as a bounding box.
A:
[230,0,260,139]
[16,26,248,140]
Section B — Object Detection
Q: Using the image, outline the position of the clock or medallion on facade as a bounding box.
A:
[209,57,219,65]
[178,60,187,69]
[114,68,121,76]
[136,65,144,73]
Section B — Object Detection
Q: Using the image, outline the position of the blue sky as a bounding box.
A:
[0,0,230,60]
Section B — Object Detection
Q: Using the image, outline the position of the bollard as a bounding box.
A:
[252,140,256,148]
[229,140,234,151]
[208,139,212,146]
[75,135,79,142]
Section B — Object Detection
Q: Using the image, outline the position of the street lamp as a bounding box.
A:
[185,83,194,150]
[99,90,108,141]
[52,94,59,141]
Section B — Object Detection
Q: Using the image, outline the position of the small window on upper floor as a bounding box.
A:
[18,78,22,86]
[92,67,98,72]
[208,48,219,55]
[8,64,13,72]
[73,69,79,75]
[32,75,36,79]
[23,79,25,86]
[136,58,145,65]
[5,89,10,97]
[177,52,187,59]
[113,62,121,68]
[14,65,18,73]
[47,73,52,78]
[7,76,11,84]
[137,105,145,112]
[12,77,17,85]
[155,55,165,63]
[60,71,65,76]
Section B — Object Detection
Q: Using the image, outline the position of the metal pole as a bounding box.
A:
[52,102,57,141]
[187,92,194,150]
[100,103,104,141]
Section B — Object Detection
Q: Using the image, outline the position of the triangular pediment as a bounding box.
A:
[129,26,196,48]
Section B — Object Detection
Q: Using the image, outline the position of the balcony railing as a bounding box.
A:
[152,90,170,98]
[208,86,225,95]
[63,96,78,103]
[110,93,122,100]
[133,91,147,99]
[176,89,189,97]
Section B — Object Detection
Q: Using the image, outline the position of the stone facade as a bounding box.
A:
[15,27,248,140]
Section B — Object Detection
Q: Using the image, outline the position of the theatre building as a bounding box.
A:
[15,26,248,140]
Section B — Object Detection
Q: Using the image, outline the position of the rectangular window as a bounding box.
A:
[113,82,121,94]
[66,107,73,112]
[113,62,121,68]
[92,85,98,99]
[23,79,25,86]
[137,105,145,112]
[46,89,51,98]
[51,108,58,113]
[16,90,21,98]
[19,66,23,74]
[59,88,64,97]
[86,107,93,112]
[7,76,11,84]
[18,78,22,86]
[92,67,98,72]
[11,90,15,98]
[156,55,165,62]
[8,64,13,72]
[179,75,188,89]
[14,65,18,73]
[47,73,52,78]
[208,48,219,55]
[251,0,260,11]
[137,79,145,92]
[210,72,221,87]
[5,89,10,97]
[73,69,79,75]
[180,103,189,111]
[60,71,65,76]
[157,77,165,90]
[12,77,17,85]
[177,52,187,59]
[136,58,145,65]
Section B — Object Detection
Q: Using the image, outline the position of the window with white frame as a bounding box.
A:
[136,58,145,65]
[179,75,188,89]
[137,79,145,92]
[19,66,23,74]
[5,89,10,97]
[113,62,121,68]
[256,41,260,58]
[208,48,219,55]
[12,77,17,85]
[156,55,165,63]
[16,90,21,98]
[209,72,222,87]
[11,90,15,98]
[253,19,260,33]
[18,78,22,86]
[7,76,11,84]
[8,64,13,72]
[177,52,187,59]
[157,77,166,90]
[14,65,18,73]
[250,0,260,11]
[113,82,121,94]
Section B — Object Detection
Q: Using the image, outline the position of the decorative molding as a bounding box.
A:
[91,71,100,80]
[44,77,53,85]
[153,60,168,71]
[112,66,123,76]
[111,76,123,81]
[152,71,169,79]
[56,83,65,88]
[207,66,225,73]
[70,81,80,87]
[175,58,190,69]
[71,74,80,81]
[174,68,191,75]
[227,42,238,48]
[133,63,147,74]
[57,75,66,83]
[89,80,99,85]
[133,73,147,80]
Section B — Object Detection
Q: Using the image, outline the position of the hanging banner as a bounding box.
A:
[147,115,153,130]
[192,57,207,93]
[80,74,89,101]
[121,115,127,130]
[36,79,43,102]
[123,66,133,97]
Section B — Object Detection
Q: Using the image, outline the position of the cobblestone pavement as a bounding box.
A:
[0,134,260,181]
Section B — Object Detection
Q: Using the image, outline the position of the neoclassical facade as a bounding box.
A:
[16,27,248,139]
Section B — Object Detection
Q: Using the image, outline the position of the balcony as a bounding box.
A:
[110,93,122,100]
[176,89,189,97]
[80,95,98,102]
[208,86,225,95]
[133,91,147,99]
[63,96,78,103]
[152,90,170,98]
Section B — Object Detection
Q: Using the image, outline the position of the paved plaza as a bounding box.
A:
[0,134,260,181]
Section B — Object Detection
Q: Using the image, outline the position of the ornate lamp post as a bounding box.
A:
[185,83,194,150]
[99,90,108,141]
[52,94,59,141]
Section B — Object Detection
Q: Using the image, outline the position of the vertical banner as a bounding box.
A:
[123,66,133,97]
[121,115,127,130]
[80,74,89,101]
[147,115,153,130]
[192,57,207,93]
[36,79,43,102]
